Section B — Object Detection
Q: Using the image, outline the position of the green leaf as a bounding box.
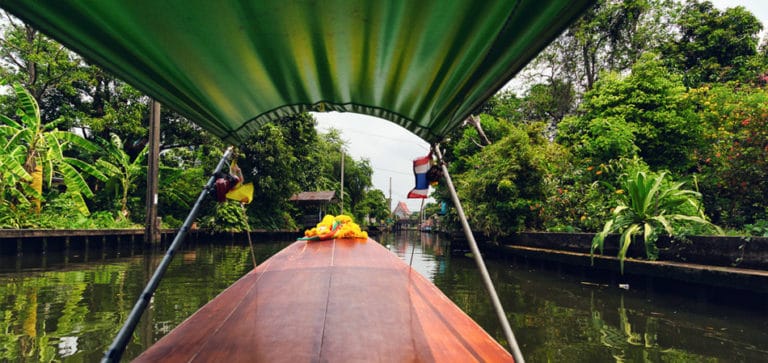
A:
[95,159,121,178]
[0,114,22,129]
[0,153,32,181]
[66,157,108,182]
[618,224,641,273]
[54,130,100,153]
[57,161,94,198]
[12,83,40,129]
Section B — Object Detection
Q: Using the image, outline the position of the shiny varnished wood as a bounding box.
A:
[134,238,513,362]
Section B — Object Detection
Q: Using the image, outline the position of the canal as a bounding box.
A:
[1,232,766,362]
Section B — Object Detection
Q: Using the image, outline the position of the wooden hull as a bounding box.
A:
[134,238,513,362]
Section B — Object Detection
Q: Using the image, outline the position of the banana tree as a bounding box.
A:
[0,82,105,215]
[95,133,148,219]
[591,171,721,272]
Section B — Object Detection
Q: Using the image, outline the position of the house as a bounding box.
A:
[392,201,411,220]
[289,191,336,228]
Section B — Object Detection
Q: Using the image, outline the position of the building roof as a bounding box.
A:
[289,191,336,203]
[393,201,411,216]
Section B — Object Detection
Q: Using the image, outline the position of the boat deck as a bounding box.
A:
[134,238,513,362]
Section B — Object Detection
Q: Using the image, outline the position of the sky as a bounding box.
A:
[315,0,766,213]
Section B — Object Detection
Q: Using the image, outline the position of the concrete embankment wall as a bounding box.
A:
[0,229,300,256]
[506,232,768,270]
[471,232,768,298]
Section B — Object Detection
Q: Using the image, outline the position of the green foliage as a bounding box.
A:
[158,163,205,226]
[743,219,768,237]
[94,133,148,219]
[0,191,139,229]
[0,20,86,124]
[688,82,768,227]
[521,79,575,134]
[557,53,704,173]
[0,82,104,215]
[542,156,649,233]
[199,201,249,233]
[558,113,638,165]
[591,171,721,272]
[356,189,389,225]
[476,90,523,123]
[456,121,548,236]
[449,114,512,174]
[663,0,763,87]
[527,0,669,91]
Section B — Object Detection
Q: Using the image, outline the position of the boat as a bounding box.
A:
[0,1,595,361]
[134,238,512,362]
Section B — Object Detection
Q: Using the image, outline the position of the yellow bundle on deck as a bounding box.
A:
[301,214,368,241]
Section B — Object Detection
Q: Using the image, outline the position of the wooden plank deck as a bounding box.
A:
[134,238,513,362]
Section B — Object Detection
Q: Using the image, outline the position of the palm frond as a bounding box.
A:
[66,157,108,182]
[0,153,32,181]
[12,83,40,130]
[6,128,33,151]
[54,130,100,153]
[95,159,122,178]
[0,114,22,129]
[58,161,94,198]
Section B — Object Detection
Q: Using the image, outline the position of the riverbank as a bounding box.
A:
[465,232,768,308]
[0,229,299,256]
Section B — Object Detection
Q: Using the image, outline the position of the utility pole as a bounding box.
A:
[388,177,392,213]
[340,149,344,215]
[144,100,161,244]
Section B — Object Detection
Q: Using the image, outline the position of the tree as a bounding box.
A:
[520,79,576,137]
[662,1,763,87]
[557,53,704,173]
[238,123,300,229]
[356,189,390,225]
[0,16,85,124]
[456,121,548,236]
[0,83,105,214]
[94,133,148,219]
[690,81,768,227]
[476,90,523,123]
[524,0,674,92]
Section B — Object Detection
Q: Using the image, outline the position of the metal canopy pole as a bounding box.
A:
[102,146,235,363]
[433,145,525,363]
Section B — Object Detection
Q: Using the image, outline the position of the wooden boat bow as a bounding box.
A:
[134,238,513,362]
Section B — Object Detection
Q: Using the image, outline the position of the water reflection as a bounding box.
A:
[1,233,767,362]
[0,241,288,362]
[383,231,768,362]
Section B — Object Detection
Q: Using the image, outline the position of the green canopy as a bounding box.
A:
[1,0,592,144]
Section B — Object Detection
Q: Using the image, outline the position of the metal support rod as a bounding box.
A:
[433,145,525,363]
[102,146,235,363]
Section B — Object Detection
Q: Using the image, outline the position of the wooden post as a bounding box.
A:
[145,100,161,244]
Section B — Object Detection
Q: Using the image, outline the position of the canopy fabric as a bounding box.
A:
[1,0,593,144]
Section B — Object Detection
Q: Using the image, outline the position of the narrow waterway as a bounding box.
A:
[0,232,766,362]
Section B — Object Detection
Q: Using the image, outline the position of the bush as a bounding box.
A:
[591,170,721,272]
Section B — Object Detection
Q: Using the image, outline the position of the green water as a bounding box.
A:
[0,232,766,362]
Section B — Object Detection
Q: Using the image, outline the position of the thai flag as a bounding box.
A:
[407,155,431,198]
